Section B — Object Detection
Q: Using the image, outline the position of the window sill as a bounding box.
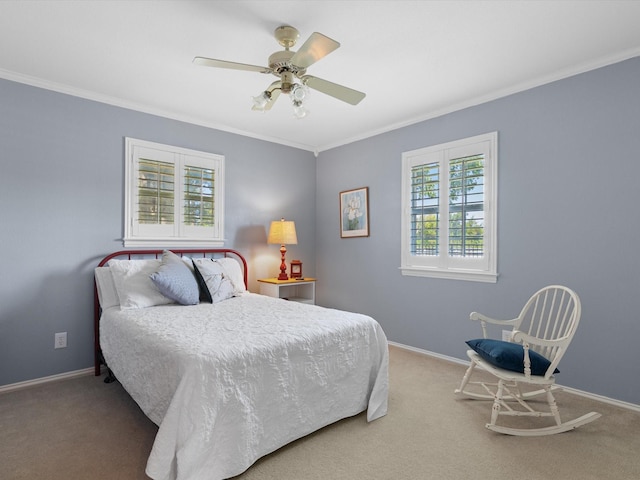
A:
[400,266,498,283]
[123,237,225,248]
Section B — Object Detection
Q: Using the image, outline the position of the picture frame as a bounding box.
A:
[339,187,369,238]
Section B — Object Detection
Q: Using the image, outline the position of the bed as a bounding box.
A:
[93,248,389,480]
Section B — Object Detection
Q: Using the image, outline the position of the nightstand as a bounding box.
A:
[257,277,316,305]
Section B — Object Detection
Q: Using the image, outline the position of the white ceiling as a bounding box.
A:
[2,1,640,153]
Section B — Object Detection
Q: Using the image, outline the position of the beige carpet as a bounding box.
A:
[2,346,639,480]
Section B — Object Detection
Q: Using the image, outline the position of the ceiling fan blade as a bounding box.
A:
[302,75,366,105]
[193,56,271,74]
[290,32,340,69]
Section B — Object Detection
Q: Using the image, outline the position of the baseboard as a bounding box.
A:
[0,367,98,395]
[389,341,469,366]
[388,341,640,413]
[5,345,640,414]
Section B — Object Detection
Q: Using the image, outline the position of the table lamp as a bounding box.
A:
[268,218,298,280]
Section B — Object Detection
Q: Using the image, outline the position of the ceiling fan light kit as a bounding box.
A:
[194,25,365,118]
[251,91,270,111]
[291,84,310,119]
[292,100,308,119]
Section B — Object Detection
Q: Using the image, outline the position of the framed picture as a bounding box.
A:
[340,187,369,238]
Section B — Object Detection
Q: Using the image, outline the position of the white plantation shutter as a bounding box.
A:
[401,132,497,282]
[410,160,440,256]
[179,154,221,241]
[124,138,225,247]
[447,153,485,258]
[183,165,214,227]
[137,159,175,226]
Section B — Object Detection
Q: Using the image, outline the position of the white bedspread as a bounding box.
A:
[100,293,388,480]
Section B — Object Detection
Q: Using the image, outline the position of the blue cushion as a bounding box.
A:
[466,338,559,376]
[150,250,199,305]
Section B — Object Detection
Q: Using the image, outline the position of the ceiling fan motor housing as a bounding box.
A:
[268,49,306,94]
[268,50,306,76]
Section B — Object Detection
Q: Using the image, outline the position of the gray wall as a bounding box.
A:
[0,78,316,386]
[2,57,639,407]
[316,57,640,405]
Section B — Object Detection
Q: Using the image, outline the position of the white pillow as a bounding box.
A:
[215,257,247,294]
[107,259,173,309]
[192,258,235,303]
[94,267,120,310]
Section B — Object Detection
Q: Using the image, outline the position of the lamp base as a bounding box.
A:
[278,244,289,280]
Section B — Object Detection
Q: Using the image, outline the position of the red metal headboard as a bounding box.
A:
[93,248,248,376]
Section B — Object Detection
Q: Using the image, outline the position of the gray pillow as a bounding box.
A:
[150,250,199,305]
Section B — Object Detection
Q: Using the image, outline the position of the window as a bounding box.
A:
[124,138,225,247]
[401,132,497,282]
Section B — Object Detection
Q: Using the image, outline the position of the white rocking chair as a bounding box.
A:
[455,285,601,436]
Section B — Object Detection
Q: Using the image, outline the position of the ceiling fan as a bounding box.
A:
[193,25,366,118]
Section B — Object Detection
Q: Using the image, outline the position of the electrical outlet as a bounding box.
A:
[54,332,67,349]
[502,329,511,342]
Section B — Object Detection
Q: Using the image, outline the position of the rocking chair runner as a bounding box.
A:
[455,285,601,436]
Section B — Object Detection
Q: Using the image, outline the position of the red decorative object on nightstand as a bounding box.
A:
[290,260,302,278]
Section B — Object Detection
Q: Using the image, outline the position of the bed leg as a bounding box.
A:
[104,368,117,384]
